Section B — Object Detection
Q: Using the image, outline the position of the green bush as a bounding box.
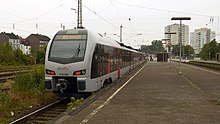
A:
[12,66,45,96]
[13,74,33,92]
[0,91,13,112]
[0,42,42,66]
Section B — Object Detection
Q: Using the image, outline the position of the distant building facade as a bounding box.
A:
[0,32,50,55]
[26,34,50,51]
[164,23,189,46]
[190,28,216,54]
[19,37,31,55]
[0,32,21,50]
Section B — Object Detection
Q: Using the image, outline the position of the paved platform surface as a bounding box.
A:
[50,61,220,124]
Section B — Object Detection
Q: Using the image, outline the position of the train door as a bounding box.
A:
[91,44,103,89]
[98,44,104,87]
[129,51,132,71]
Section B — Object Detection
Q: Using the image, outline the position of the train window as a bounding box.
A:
[49,38,87,64]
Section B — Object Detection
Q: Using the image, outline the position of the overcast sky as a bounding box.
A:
[0,0,220,48]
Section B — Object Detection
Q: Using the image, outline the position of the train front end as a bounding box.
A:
[44,29,94,94]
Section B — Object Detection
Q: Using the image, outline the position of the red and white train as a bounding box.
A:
[45,29,145,95]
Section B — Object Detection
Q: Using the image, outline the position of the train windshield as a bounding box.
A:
[48,34,87,64]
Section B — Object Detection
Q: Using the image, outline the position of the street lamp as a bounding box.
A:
[165,32,176,63]
[171,17,191,74]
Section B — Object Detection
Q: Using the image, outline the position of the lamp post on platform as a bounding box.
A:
[171,17,191,74]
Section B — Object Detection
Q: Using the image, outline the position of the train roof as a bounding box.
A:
[55,28,142,53]
[89,30,141,53]
[55,29,87,35]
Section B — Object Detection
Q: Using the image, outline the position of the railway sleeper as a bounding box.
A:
[48,108,66,112]
[44,111,63,114]
[40,113,57,118]
[37,116,54,120]
[27,120,47,124]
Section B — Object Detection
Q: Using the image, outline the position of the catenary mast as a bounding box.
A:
[77,0,83,28]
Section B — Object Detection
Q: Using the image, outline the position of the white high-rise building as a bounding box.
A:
[191,28,216,54]
[190,32,195,47]
[164,23,189,46]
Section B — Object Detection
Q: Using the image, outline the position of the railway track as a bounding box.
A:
[0,68,30,82]
[0,68,28,73]
[9,97,68,124]
[9,93,91,124]
[0,72,16,82]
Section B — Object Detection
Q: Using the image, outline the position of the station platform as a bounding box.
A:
[50,61,220,124]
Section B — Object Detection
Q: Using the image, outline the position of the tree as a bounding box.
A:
[217,43,220,53]
[140,45,152,54]
[209,40,218,60]
[172,44,194,59]
[0,42,15,65]
[150,40,164,53]
[36,46,47,64]
[140,40,164,54]
[0,42,33,65]
[200,39,218,60]
[183,45,194,58]
[172,44,180,56]
[13,49,32,65]
[200,43,209,60]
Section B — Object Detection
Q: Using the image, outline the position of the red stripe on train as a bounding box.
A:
[107,53,111,74]
[117,48,120,78]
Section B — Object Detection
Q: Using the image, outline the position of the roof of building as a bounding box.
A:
[0,32,20,39]
[30,34,50,41]
[23,40,30,46]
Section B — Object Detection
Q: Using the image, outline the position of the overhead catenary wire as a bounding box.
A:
[0,0,75,38]
[83,5,119,30]
[111,0,216,17]
[108,0,138,38]
[83,3,132,34]
[16,0,71,24]
[83,4,141,47]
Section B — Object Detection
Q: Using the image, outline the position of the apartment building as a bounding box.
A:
[0,32,21,50]
[190,28,216,54]
[164,23,189,46]
[0,32,50,55]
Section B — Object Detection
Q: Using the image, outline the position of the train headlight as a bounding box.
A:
[46,69,56,75]
[73,70,86,75]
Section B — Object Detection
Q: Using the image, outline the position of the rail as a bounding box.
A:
[9,97,68,124]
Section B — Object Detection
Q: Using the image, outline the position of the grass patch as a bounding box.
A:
[0,117,13,124]
[67,97,84,110]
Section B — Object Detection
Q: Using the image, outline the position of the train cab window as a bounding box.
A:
[48,35,87,64]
